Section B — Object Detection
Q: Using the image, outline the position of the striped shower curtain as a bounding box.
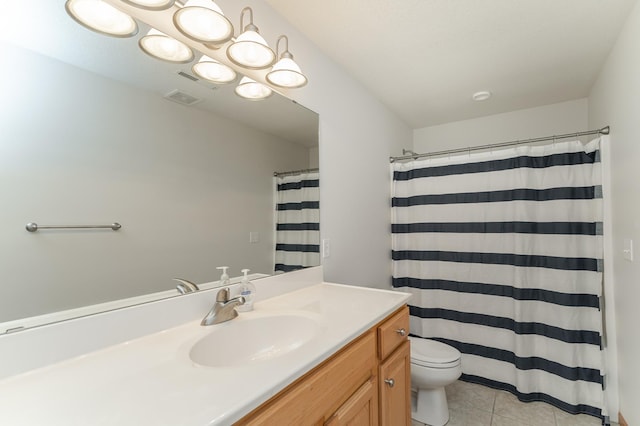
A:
[274,171,320,273]
[391,139,606,419]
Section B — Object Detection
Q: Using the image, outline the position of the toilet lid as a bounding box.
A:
[409,337,461,368]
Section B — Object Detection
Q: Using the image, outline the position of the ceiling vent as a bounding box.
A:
[163,89,202,106]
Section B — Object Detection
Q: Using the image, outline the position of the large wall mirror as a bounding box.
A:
[0,1,319,331]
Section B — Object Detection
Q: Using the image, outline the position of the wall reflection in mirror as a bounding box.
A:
[0,0,319,330]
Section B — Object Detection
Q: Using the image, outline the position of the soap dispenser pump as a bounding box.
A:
[236,269,255,312]
[216,266,230,286]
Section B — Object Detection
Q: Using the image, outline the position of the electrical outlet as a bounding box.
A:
[322,238,330,258]
[249,232,259,243]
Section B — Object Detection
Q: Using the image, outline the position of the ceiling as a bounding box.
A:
[265,0,638,129]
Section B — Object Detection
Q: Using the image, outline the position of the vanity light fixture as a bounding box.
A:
[235,76,272,100]
[192,55,237,83]
[266,35,308,88]
[227,7,276,70]
[121,0,175,11]
[139,28,194,63]
[65,0,138,38]
[64,1,309,99]
[173,0,234,45]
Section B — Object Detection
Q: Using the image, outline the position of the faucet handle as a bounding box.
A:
[216,287,230,302]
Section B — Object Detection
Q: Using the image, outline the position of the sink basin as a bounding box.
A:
[189,314,321,367]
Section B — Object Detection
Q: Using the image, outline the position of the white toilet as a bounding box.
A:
[409,336,462,426]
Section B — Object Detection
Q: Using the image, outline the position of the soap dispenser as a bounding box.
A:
[216,266,230,287]
[236,269,256,312]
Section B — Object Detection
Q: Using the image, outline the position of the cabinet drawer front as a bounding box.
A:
[237,331,377,425]
[377,306,409,360]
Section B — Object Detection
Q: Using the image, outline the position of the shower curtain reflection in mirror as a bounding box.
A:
[274,170,320,273]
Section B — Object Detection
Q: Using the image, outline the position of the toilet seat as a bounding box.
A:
[409,337,461,369]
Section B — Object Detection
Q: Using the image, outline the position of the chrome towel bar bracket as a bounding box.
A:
[25,222,122,232]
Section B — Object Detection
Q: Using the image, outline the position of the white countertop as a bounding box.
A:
[0,282,410,425]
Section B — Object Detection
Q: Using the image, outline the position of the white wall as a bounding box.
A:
[588,1,640,423]
[0,42,310,322]
[225,1,413,289]
[413,99,588,152]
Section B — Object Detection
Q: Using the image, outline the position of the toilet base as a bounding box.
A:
[412,387,450,426]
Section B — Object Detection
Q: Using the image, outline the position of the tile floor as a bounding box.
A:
[411,380,614,426]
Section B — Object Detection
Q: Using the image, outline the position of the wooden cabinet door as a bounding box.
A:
[325,376,378,426]
[236,332,377,425]
[378,340,411,426]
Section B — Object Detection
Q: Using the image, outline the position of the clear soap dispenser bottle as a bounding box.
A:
[236,269,255,312]
[216,266,230,287]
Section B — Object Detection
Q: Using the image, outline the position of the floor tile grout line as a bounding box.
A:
[437,381,607,426]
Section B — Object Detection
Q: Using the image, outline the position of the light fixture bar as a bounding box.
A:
[66,0,308,99]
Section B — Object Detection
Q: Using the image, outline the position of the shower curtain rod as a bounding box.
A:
[389,125,610,163]
[273,167,319,177]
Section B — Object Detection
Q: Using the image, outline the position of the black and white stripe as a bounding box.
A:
[392,140,605,419]
[274,172,320,273]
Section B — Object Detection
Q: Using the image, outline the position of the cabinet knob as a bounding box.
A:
[384,378,395,388]
[395,328,406,336]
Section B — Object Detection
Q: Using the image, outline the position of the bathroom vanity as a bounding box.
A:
[0,268,411,425]
[237,306,410,425]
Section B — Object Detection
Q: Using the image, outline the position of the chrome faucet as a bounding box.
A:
[173,278,200,294]
[201,287,245,326]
